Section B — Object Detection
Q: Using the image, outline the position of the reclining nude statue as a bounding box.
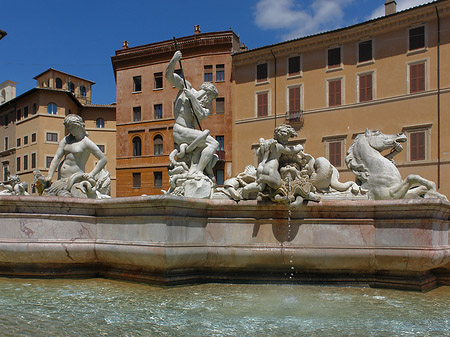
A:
[346,129,447,201]
[164,50,219,198]
[0,175,29,196]
[33,114,111,199]
[215,124,362,206]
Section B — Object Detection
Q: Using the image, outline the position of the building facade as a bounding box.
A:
[112,27,241,197]
[232,0,450,196]
[0,69,117,196]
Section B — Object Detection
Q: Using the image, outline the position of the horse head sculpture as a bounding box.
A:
[346,129,447,201]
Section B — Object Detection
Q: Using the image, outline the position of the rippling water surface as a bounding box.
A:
[0,278,448,336]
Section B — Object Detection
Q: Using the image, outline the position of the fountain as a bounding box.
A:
[0,51,448,297]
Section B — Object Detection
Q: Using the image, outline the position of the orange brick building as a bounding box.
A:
[112,27,242,196]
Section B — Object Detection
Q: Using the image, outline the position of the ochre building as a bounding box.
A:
[112,27,242,197]
[232,0,450,197]
[0,69,117,196]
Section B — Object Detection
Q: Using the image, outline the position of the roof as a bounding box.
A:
[33,68,96,84]
[234,0,445,56]
[0,88,82,110]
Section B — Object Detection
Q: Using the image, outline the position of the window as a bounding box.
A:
[16,109,21,121]
[80,86,86,97]
[410,131,426,161]
[16,157,20,172]
[154,104,163,119]
[288,86,301,114]
[47,103,57,115]
[30,153,36,169]
[55,78,62,89]
[256,63,268,83]
[204,65,213,82]
[327,47,341,69]
[154,72,163,89]
[46,132,58,142]
[327,140,343,167]
[257,92,268,117]
[216,136,224,151]
[96,118,105,128]
[174,69,183,79]
[410,62,425,93]
[32,103,37,114]
[288,56,301,76]
[154,135,163,155]
[46,156,53,168]
[409,26,425,51]
[23,155,28,171]
[68,82,75,93]
[4,137,8,151]
[358,40,373,63]
[328,79,342,106]
[23,106,28,118]
[132,137,142,156]
[133,76,142,92]
[215,169,224,186]
[216,64,225,82]
[24,135,28,145]
[359,73,373,102]
[133,173,141,188]
[133,107,141,122]
[3,165,8,181]
[16,138,21,147]
[216,98,224,114]
[154,171,162,187]
[31,133,36,143]
[98,145,105,153]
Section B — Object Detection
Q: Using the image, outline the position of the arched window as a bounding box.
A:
[47,103,57,115]
[132,137,141,157]
[96,118,105,128]
[80,85,86,97]
[154,135,163,155]
[68,82,75,93]
[55,78,62,89]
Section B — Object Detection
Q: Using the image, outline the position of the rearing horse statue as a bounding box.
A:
[345,129,447,201]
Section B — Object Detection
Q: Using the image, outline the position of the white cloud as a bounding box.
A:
[254,0,354,40]
[369,0,432,19]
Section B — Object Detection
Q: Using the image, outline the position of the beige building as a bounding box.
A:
[0,69,117,196]
[232,0,450,196]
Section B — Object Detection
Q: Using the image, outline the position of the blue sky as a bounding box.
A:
[0,0,431,104]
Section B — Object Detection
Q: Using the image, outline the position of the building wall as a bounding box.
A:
[232,1,450,196]
[113,30,240,197]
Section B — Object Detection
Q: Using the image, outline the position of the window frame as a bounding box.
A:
[323,137,346,168]
[357,70,375,103]
[287,55,302,78]
[132,136,142,157]
[403,124,431,162]
[133,76,142,93]
[132,172,141,188]
[154,104,163,120]
[47,103,57,115]
[133,106,141,122]
[255,62,269,84]
[327,46,342,71]
[255,90,270,117]
[153,171,163,188]
[45,132,58,143]
[286,84,303,116]
[408,24,427,53]
[215,97,225,114]
[153,134,163,156]
[357,39,374,65]
[216,64,225,82]
[204,65,213,82]
[326,77,344,107]
[407,59,428,94]
[154,72,163,90]
[96,118,105,128]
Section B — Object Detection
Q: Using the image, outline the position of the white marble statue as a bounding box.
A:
[34,114,111,199]
[346,129,447,201]
[164,51,219,198]
[215,124,363,205]
[0,175,29,196]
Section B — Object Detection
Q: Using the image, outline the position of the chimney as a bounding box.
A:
[122,41,129,49]
[385,0,397,16]
[194,25,201,35]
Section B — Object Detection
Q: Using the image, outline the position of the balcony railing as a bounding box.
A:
[286,110,304,127]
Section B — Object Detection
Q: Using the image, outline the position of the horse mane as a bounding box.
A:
[345,134,370,183]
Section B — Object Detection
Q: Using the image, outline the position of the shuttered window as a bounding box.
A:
[410,63,425,93]
[328,79,341,106]
[359,73,373,102]
[257,92,268,117]
[329,141,342,167]
[410,131,425,161]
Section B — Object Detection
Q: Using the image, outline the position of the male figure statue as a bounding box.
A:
[165,51,219,178]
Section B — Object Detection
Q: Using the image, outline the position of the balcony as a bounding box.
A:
[286,110,304,127]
